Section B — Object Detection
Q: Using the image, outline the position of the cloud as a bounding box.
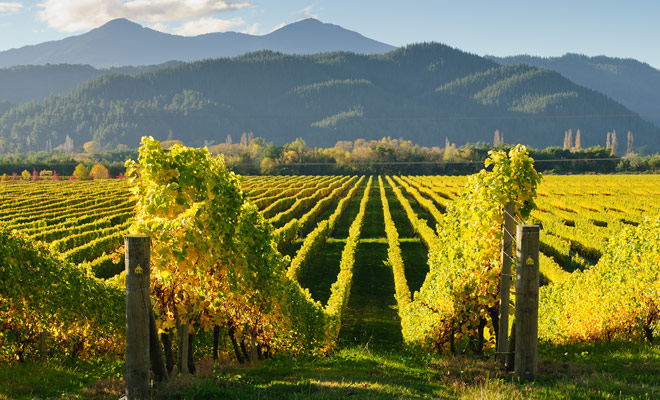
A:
[0,2,22,15]
[269,22,286,33]
[149,22,169,33]
[297,5,318,20]
[240,22,259,35]
[36,0,251,32]
[172,17,244,36]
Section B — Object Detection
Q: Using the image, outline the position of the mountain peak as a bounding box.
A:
[97,18,143,30]
[0,17,395,68]
[295,18,323,24]
[269,18,334,34]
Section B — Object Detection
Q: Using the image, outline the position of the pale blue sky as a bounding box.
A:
[1,0,659,68]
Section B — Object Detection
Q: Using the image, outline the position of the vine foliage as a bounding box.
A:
[402,145,541,353]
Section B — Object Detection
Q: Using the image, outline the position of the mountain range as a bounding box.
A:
[1,43,657,154]
[0,19,658,154]
[489,54,660,128]
[0,18,394,68]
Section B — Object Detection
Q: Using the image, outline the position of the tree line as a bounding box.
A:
[2,135,659,176]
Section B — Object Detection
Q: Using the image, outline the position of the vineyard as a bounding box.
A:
[1,141,660,397]
[3,174,659,286]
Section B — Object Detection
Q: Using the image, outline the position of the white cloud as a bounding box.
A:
[240,22,259,35]
[36,0,251,32]
[269,22,286,33]
[149,22,169,33]
[297,5,318,20]
[172,16,244,36]
[0,2,22,15]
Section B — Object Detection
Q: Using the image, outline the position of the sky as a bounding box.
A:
[1,0,659,69]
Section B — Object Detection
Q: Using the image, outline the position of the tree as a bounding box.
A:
[611,130,618,155]
[21,170,30,181]
[83,141,101,154]
[574,129,581,150]
[90,164,111,179]
[127,137,327,366]
[563,129,573,149]
[627,131,634,155]
[161,140,183,149]
[62,135,74,153]
[225,134,232,152]
[72,163,90,180]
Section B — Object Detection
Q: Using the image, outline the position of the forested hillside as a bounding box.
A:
[0,63,181,105]
[1,43,658,153]
[490,54,660,128]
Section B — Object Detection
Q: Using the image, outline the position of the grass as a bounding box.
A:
[298,240,345,305]
[399,239,428,294]
[330,180,365,239]
[338,241,402,352]
[0,358,124,400]
[3,342,659,399]
[381,180,415,238]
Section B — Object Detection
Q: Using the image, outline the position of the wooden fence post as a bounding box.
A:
[514,225,540,380]
[125,235,151,399]
[497,202,515,365]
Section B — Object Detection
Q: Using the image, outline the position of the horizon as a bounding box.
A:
[0,1,659,69]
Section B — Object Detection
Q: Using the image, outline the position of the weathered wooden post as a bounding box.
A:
[125,235,151,399]
[497,202,515,365]
[514,225,540,380]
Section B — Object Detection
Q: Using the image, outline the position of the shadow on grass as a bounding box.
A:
[298,240,344,305]
[332,181,366,239]
[0,358,123,400]
[360,180,385,239]
[179,347,450,400]
[339,241,402,352]
[382,180,416,238]
[399,239,428,294]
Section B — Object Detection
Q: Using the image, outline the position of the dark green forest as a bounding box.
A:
[1,43,658,154]
[0,63,181,106]
[490,53,660,128]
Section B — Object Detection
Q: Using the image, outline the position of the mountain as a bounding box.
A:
[0,18,395,68]
[489,54,660,128]
[1,43,658,154]
[0,62,181,105]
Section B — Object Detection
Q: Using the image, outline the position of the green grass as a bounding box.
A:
[298,240,345,305]
[381,180,415,238]
[0,358,124,400]
[6,342,657,399]
[159,342,660,399]
[399,239,428,294]
[331,181,366,239]
[359,182,386,239]
[338,241,402,352]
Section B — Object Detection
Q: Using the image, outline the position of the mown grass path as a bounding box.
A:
[336,180,402,352]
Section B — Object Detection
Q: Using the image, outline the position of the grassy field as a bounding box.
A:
[2,175,660,399]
